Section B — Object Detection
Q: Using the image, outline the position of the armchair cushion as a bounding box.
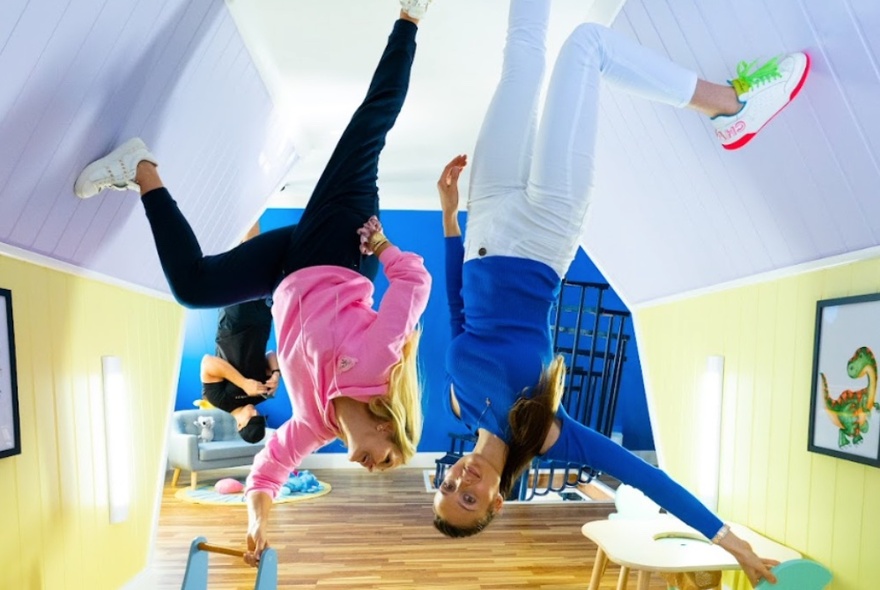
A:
[168,409,273,475]
[199,440,266,462]
[171,409,246,441]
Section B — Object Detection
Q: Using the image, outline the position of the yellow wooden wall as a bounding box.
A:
[635,258,880,590]
[0,254,184,590]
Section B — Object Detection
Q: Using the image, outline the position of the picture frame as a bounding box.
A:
[808,293,880,467]
[0,288,21,460]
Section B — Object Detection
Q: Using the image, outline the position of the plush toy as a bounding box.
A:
[214,478,245,494]
[282,470,323,494]
[192,398,216,410]
[194,415,215,443]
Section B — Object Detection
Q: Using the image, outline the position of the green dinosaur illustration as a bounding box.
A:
[820,346,880,447]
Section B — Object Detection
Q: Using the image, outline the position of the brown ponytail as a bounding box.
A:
[498,355,566,498]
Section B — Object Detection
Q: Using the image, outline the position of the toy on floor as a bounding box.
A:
[755,559,832,590]
[214,478,245,494]
[194,416,215,443]
[181,536,277,590]
[281,470,322,494]
[211,471,324,496]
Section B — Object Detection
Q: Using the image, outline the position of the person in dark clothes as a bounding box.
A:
[200,297,280,443]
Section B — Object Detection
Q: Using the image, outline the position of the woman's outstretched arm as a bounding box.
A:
[543,409,778,587]
[243,419,330,566]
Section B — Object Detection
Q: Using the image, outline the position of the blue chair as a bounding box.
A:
[167,409,274,489]
[756,559,832,590]
[181,536,277,590]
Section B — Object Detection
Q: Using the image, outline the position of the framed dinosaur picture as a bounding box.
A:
[0,288,21,460]
[809,293,880,467]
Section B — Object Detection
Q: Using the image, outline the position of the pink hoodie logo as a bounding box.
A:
[337,356,357,372]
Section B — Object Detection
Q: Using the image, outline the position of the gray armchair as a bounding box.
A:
[167,408,274,489]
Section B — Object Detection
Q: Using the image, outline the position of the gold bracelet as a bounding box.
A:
[711,523,731,544]
[369,234,389,252]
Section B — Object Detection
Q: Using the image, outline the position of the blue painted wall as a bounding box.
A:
[564,249,653,451]
[175,209,654,451]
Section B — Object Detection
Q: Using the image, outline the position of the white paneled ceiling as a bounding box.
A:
[583,0,880,305]
[0,0,295,296]
[232,0,880,306]
[230,0,623,210]
[2,0,878,306]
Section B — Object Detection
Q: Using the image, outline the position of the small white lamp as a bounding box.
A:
[102,355,132,524]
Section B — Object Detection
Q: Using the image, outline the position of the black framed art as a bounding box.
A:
[808,293,880,467]
[0,288,21,459]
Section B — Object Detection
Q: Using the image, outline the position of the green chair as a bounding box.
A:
[756,559,832,590]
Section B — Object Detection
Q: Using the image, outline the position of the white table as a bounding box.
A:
[581,517,801,590]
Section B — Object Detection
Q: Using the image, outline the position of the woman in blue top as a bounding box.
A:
[432,0,809,586]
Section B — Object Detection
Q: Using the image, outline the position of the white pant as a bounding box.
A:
[464,0,698,277]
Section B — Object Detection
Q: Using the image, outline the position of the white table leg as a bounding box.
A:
[588,548,608,590]
[615,566,630,590]
[636,570,651,590]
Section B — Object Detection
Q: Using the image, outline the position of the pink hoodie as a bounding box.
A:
[246,246,431,497]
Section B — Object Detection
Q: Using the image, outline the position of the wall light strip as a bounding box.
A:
[697,355,724,512]
[102,355,132,524]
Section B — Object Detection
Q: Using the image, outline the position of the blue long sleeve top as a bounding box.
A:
[443,236,723,540]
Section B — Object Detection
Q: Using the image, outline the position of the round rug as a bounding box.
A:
[175,472,331,506]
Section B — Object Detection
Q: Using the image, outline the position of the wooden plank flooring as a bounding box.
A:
[153,468,669,589]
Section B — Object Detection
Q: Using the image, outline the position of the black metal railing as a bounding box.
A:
[434,279,631,502]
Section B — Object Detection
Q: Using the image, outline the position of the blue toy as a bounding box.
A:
[282,470,323,494]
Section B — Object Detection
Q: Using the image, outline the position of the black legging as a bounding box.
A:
[141,19,418,308]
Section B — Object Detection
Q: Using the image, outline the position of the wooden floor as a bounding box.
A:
[153,468,669,589]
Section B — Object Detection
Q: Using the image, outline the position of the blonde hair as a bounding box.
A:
[367,330,423,464]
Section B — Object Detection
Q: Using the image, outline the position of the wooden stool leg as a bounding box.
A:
[588,548,608,590]
[190,471,198,489]
[636,570,651,590]
[171,468,181,488]
[616,566,630,590]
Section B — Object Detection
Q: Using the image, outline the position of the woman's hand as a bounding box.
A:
[357,215,389,256]
[437,154,466,212]
[718,531,779,586]
[244,491,273,567]
[244,520,269,567]
[438,155,466,237]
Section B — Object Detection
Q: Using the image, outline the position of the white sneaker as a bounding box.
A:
[400,0,432,20]
[712,52,810,150]
[74,137,158,199]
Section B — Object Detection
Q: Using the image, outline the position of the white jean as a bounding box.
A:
[464,0,699,277]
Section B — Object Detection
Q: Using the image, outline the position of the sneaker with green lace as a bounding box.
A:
[711,52,810,150]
